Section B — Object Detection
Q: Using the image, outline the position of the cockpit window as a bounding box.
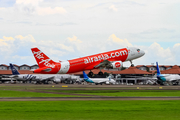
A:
[137,49,140,52]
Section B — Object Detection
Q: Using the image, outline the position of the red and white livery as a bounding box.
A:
[31,47,145,74]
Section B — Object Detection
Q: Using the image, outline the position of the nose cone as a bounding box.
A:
[141,50,145,56]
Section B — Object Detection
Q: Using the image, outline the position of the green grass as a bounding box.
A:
[0,101,180,120]
[47,90,180,97]
[0,90,77,97]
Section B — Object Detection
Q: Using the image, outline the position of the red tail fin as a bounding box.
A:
[31,47,56,68]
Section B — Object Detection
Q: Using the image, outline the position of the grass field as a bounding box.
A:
[0,85,180,120]
[47,90,180,97]
[0,90,77,97]
[0,100,180,120]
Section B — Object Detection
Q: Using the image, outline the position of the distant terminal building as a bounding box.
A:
[136,65,173,72]
[0,64,39,75]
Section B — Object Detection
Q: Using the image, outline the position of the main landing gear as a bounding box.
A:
[98,71,103,76]
[88,70,104,77]
[88,71,94,77]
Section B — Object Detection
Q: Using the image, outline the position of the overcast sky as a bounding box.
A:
[0,0,180,66]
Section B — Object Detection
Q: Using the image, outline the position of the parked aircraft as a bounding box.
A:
[31,47,145,75]
[156,62,180,85]
[83,71,116,85]
[9,63,78,84]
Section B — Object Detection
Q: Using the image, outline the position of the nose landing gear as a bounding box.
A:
[130,60,134,67]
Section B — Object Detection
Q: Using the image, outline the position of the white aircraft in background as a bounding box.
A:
[83,71,116,85]
[9,63,77,84]
[156,62,180,85]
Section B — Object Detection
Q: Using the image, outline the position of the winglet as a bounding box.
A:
[10,63,20,75]
[156,62,161,75]
[83,71,89,79]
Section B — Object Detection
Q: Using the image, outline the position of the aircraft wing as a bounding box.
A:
[167,79,179,82]
[94,60,111,68]
[9,75,19,78]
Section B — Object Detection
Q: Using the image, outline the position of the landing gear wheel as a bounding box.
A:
[98,71,103,76]
[130,60,134,67]
[88,72,94,77]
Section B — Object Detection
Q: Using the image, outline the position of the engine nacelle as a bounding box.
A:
[108,61,123,69]
[53,79,61,83]
[106,81,110,84]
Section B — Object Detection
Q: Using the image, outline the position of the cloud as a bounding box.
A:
[0,34,73,64]
[134,42,176,66]
[37,7,67,16]
[0,36,14,51]
[58,44,74,52]
[2,36,14,41]
[0,7,5,10]
[109,5,118,12]
[173,43,180,48]
[172,43,180,63]
[48,49,66,57]
[108,34,133,47]
[0,39,8,46]
[68,36,82,43]
[16,0,43,6]
[14,0,67,16]
[15,35,36,43]
[148,42,172,58]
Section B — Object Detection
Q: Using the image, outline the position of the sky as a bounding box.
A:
[0,0,180,67]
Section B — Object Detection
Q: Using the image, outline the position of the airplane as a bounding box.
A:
[156,62,180,85]
[31,47,145,75]
[9,63,77,84]
[83,71,116,85]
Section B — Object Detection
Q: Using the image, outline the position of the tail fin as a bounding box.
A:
[31,47,56,68]
[156,62,161,75]
[83,71,89,79]
[10,63,20,75]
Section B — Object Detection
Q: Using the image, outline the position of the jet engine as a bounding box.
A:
[107,61,123,69]
[53,79,61,84]
[106,81,110,84]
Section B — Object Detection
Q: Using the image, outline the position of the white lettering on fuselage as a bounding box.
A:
[84,50,127,64]
[33,51,55,68]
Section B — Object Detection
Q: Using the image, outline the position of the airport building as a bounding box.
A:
[0,64,39,75]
